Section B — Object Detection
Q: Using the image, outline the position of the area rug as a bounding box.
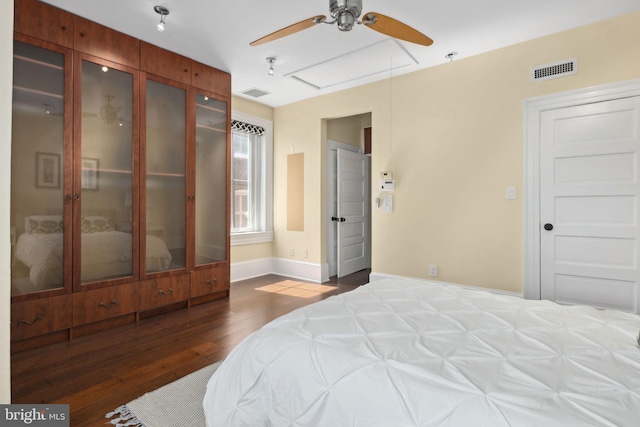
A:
[106,361,222,427]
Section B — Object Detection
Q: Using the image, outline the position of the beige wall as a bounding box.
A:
[327,113,371,147]
[272,11,640,293]
[1,0,14,403]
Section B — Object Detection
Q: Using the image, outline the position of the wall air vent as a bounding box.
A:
[242,88,270,98]
[531,59,577,82]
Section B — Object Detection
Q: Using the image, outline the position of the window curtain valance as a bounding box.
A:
[232,120,265,136]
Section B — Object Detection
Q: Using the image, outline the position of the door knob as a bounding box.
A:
[544,223,553,231]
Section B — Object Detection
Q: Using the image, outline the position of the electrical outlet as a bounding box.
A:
[429,265,438,277]
[303,249,308,259]
[290,248,295,256]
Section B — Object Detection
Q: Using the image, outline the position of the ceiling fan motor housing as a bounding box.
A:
[330,0,363,31]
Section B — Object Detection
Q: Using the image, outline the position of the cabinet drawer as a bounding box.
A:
[11,295,72,341]
[73,284,138,326]
[139,275,189,311]
[190,265,229,298]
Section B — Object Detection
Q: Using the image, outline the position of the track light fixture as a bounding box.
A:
[154,6,169,32]
[266,57,276,76]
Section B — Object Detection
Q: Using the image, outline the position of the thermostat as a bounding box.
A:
[380,179,395,191]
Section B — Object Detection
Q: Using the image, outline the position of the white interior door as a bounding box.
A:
[337,149,368,277]
[540,96,640,312]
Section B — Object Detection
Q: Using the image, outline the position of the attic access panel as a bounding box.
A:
[285,39,418,90]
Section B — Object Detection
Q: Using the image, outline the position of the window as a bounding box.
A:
[230,112,273,245]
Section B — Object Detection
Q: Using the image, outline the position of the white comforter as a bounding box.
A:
[204,277,640,426]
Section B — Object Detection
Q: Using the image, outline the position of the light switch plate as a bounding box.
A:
[383,194,393,213]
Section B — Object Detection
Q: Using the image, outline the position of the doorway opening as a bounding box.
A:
[326,113,372,278]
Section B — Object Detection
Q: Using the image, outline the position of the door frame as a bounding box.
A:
[523,78,640,300]
[326,139,369,278]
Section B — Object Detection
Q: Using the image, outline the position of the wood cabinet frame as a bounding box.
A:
[72,52,142,293]
[11,0,231,348]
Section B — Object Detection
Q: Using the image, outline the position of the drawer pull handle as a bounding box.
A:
[206,279,218,286]
[159,288,174,295]
[99,299,117,309]
[19,315,43,326]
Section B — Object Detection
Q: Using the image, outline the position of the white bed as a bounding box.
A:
[14,214,172,289]
[204,277,640,426]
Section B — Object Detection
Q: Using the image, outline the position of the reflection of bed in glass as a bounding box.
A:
[12,213,172,295]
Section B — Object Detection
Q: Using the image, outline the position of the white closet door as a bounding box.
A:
[540,96,640,312]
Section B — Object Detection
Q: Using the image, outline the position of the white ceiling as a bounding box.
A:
[41,0,640,108]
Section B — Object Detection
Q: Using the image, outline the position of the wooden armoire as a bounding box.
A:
[10,0,231,350]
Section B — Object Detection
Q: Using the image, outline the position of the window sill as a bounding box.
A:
[231,231,274,246]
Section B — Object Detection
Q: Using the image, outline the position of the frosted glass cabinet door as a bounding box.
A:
[11,40,69,296]
[145,79,186,273]
[194,94,228,266]
[79,60,135,284]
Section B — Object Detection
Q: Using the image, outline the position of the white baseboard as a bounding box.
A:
[230,257,274,283]
[231,257,328,284]
[272,259,325,283]
[370,272,523,298]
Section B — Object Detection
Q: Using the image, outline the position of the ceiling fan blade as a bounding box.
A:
[362,12,433,46]
[250,15,326,46]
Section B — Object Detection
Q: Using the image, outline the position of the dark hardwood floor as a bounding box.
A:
[10,270,370,426]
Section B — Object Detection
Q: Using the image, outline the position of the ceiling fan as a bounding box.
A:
[250,0,433,47]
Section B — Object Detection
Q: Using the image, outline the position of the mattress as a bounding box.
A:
[203,277,640,426]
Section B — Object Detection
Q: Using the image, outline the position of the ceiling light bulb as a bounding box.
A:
[154,6,169,32]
